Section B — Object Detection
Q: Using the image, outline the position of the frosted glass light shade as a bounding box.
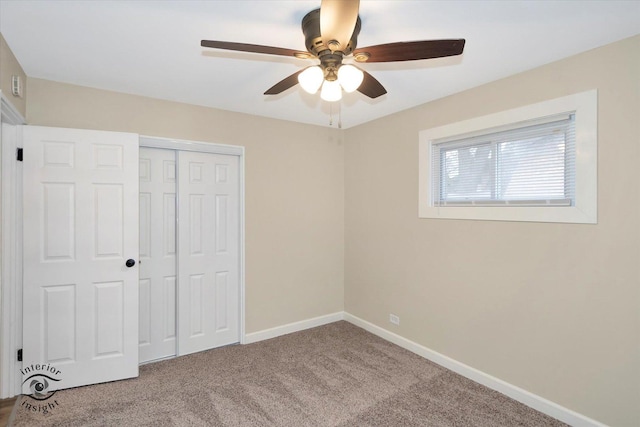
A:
[320,80,342,102]
[298,66,324,94]
[337,64,364,93]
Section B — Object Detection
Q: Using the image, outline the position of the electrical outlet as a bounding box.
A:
[389,314,400,325]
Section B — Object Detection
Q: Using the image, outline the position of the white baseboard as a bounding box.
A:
[343,312,607,427]
[243,312,344,344]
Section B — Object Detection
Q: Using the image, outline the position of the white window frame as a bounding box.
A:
[419,90,597,224]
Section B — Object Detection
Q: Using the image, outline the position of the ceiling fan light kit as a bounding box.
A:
[298,66,325,94]
[201,0,465,104]
[298,63,363,100]
[337,64,364,93]
[320,79,342,102]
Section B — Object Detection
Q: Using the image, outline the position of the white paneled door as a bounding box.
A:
[22,126,139,392]
[138,147,177,363]
[178,151,240,355]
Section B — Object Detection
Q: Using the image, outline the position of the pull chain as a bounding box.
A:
[328,100,343,128]
[329,103,333,126]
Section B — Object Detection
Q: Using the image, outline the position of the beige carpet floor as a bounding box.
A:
[12,321,567,426]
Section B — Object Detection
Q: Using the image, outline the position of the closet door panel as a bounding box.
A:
[178,151,240,355]
[138,147,176,363]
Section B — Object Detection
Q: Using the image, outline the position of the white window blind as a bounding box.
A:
[431,113,576,207]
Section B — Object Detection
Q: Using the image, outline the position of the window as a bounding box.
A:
[419,90,597,223]
[433,114,575,206]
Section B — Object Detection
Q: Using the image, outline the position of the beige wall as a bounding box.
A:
[0,33,27,117]
[344,35,640,426]
[26,78,345,334]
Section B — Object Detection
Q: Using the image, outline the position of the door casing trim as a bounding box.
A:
[0,94,25,398]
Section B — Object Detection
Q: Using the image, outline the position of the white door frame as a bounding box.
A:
[0,93,25,398]
[139,136,246,347]
[0,129,245,398]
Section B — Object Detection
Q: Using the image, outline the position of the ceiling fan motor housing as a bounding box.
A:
[302,8,362,58]
[321,54,343,81]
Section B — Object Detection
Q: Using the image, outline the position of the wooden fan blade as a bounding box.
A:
[320,0,360,52]
[354,39,465,63]
[357,71,387,99]
[264,70,304,95]
[201,40,310,58]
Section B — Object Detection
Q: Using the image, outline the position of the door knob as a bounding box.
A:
[125,259,136,268]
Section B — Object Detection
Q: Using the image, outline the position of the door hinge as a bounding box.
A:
[17,349,22,362]
[16,148,23,162]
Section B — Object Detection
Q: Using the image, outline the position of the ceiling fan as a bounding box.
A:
[201,0,465,102]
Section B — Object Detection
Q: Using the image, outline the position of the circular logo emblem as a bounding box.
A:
[22,374,60,401]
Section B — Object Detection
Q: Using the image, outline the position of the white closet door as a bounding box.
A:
[139,148,177,363]
[22,125,139,391]
[178,151,240,355]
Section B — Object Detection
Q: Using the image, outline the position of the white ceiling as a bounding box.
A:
[1,1,638,129]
